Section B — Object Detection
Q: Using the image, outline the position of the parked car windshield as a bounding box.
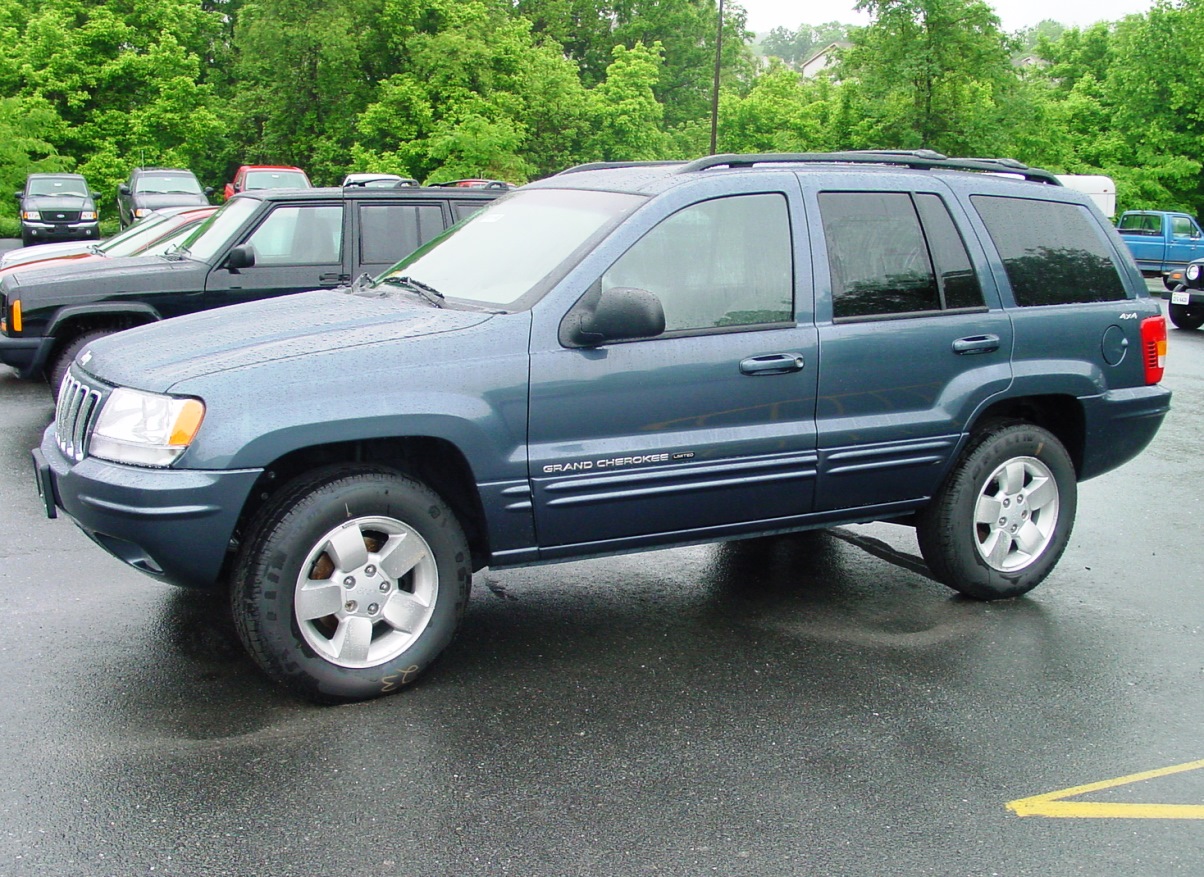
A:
[136,173,203,195]
[170,197,261,263]
[245,170,309,190]
[27,177,88,197]
[96,213,173,255]
[378,189,644,306]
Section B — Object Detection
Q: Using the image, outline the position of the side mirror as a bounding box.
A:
[562,286,665,347]
[90,190,100,199]
[14,191,22,201]
[203,186,214,196]
[225,244,255,271]
[118,183,131,195]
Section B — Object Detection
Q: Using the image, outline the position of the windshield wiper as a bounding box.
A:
[381,275,446,308]
[162,243,191,260]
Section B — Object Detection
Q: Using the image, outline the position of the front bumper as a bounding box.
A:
[35,427,263,589]
[0,333,54,379]
[21,221,99,241]
[1170,285,1204,306]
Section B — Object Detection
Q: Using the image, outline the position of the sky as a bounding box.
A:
[738,0,1156,34]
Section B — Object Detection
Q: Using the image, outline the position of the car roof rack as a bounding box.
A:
[675,151,1063,185]
[557,160,686,175]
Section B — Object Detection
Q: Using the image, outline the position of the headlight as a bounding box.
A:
[1188,264,1200,282]
[133,208,150,219]
[81,211,98,221]
[89,388,205,467]
[21,210,40,221]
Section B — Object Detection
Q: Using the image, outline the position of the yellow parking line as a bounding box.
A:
[1007,758,1204,819]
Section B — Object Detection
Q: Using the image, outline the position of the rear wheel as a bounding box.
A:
[1168,301,1204,331]
[231,466,472,703]
[917,422,1076,600]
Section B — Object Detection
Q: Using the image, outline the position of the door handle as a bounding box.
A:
[739,353,805,375]
[952,334,1001,355]
[319,273,350,287]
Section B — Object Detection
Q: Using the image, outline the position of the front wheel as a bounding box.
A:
[1168,301,1204,331]
[48,329,112,399]
[917,423,1076,600]
[231,466,472,703]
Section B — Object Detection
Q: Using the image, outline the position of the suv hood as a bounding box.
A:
[3,255,195,298]
[82,289,495,391]
[24,193,94,211]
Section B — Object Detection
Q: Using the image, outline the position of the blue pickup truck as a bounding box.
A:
[1116,210,1204,283]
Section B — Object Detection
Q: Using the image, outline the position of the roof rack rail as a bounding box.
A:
[557,160,684,175]
[675,152,1062,185]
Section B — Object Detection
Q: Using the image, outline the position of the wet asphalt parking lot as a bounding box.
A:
[0,244,1200,875]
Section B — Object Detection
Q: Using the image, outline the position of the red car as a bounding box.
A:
[223,165,312,200]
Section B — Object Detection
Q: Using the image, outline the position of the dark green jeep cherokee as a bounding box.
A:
[1,185,499,392]
[29,152,1171,703]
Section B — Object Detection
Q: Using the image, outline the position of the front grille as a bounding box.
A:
[55,372,103,462]
[46,210,82,223]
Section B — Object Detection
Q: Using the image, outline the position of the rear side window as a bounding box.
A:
[819,191,984,319]
[451,200,489,222]
[359,203,445,265]
[973,196,1126,306]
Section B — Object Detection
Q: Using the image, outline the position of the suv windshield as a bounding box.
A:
[379,189,644,306]
[245,170,309,190]
[170,197,261,262]
[136,173,203,195]
[27,177,88,197]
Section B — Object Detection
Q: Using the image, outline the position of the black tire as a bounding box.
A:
[231,465,472,704]
[20,230,33,248]
[916,422,1076,601]
[1168,301,1204,331]
[48,329,112,398]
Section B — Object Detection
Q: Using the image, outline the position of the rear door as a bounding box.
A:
[809,178,1014,511]
[349,198,451,277]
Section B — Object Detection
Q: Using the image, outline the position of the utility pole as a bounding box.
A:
[709,0,724,155]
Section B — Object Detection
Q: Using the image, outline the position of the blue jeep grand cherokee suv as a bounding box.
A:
[31,152,1172,702]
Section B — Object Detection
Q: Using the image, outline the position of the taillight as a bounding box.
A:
[1141,315,1167,384]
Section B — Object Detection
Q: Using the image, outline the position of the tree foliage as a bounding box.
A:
[5,0,1204,220]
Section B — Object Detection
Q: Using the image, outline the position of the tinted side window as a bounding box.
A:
[972,196,1126,306]
[244,205,343,265]
[915,194,984,310]
[602,193,793,332]
[359,204,445,265]
[451,200,488,222]
[820,192,941,319]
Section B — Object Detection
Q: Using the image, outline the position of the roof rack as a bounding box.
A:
[675,151,1062,185]
[557,160,685,175]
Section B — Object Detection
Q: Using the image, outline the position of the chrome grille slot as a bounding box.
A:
[54,373,103,462]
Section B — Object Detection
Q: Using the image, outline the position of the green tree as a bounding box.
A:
[586,42,670,160]
[838,0,1018,154]
[0,95,72,214]
[351,0,590,182]
[5,0,228,199]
